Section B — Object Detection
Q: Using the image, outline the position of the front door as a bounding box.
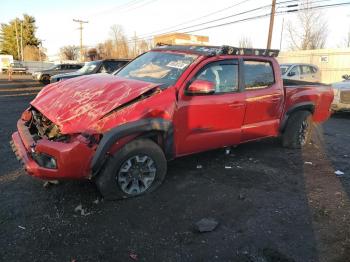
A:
[175,58,246,156]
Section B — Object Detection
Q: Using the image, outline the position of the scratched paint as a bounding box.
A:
[31,74,161,134]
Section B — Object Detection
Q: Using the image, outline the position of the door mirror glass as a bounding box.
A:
[187,80,215,95]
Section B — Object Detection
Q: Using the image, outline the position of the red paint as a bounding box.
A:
[12,49,334,181]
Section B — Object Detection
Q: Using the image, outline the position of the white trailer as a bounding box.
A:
[0,55,14,73]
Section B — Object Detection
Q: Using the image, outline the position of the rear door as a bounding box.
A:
[175,58,246,155]
[241,59,284,141]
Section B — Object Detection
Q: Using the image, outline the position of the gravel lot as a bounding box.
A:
[0,74,350,262]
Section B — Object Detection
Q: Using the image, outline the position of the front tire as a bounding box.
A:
[95,139,167,200]
[40,74,50,84]
[282,110,313,149]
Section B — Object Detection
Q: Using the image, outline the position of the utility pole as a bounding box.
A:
[14,20,20,60]
[267,0,276,49]
[73,19,88,61]
[20,22,24,61]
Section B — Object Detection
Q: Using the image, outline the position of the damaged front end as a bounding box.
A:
[27,108,69,142]
[11,107,97,180]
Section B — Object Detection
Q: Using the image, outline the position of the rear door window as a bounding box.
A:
[243,60,275,90]
[301,65,312,75]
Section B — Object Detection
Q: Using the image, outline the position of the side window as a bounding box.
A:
[310,66,317,74]
[192,61,239,93]
[289,65,301,76]
[103,61,119,73]
[302,65,312,75]
[244,60,274,90]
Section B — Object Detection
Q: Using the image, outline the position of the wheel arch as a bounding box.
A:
[91,118,174,176]
[280,102,315,132]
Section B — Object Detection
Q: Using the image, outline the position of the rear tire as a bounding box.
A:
[282,110,313,149]
[95,139,167,200]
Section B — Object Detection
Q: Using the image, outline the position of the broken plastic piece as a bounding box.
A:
[335,170,345,176]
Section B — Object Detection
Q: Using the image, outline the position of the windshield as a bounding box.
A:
[280,65,291,75]
[116,51,198,87]
[78,61,99,74]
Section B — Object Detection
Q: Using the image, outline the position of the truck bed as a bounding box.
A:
[283,79,334,123]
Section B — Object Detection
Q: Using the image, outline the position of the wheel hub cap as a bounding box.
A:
[117,155,157,195]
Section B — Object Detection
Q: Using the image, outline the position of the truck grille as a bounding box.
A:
[340,90,350,104]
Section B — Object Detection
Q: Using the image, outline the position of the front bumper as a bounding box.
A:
[32,73,41,80]
[11,120,95,180]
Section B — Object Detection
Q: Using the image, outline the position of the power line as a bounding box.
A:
[137,0,256,38]
[89,0,157,17]
[131,0,349,44]
[183,1,350,34]
[134,0,302,42]
[116,0,158,13]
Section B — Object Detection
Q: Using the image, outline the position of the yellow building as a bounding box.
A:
[154,33,209,46]
[278,48,350,84]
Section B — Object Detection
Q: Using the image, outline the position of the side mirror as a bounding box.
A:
[187,79,215,95]
[288,71,296,77]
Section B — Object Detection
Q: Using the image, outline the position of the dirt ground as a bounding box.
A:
[0,74,350,262]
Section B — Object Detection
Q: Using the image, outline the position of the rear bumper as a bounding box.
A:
[11,120,95,180]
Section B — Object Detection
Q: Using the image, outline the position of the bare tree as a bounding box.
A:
[238,36,253,48]
[287,0,328,50]
[137,39,150,54]
[59,45,79,60]
[344,28,350,48]
[110,24,129,58]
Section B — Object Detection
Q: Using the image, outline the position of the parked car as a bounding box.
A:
[331,74,350,112]
[280,63,321,82]
[11,45,333,200]
[3,61,27,74]
[50,59,129,83]
[32,63,83,84]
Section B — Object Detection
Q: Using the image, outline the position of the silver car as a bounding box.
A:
[331,75,350,112]
[280,63,321,83]
[32,63,83,84]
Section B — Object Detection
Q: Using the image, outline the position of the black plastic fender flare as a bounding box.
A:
[91,118,173,176]
[280,102,315,132]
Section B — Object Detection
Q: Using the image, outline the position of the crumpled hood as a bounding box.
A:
[31,74,159,134]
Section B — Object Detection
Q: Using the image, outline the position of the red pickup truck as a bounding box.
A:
[11,45,333,199]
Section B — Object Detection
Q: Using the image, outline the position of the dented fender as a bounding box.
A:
[91,118,173,176]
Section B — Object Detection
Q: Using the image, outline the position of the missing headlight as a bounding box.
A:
[31,153,57,169]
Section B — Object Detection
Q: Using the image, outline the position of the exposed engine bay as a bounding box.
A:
[27,108,69,142]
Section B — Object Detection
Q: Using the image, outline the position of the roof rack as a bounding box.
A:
[154,43,279,57]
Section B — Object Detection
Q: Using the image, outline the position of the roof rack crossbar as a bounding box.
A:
[154,43,279,57]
